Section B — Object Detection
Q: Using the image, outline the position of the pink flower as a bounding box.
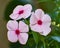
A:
[30,9,51,36]
[7,20,29,44]
[10,4,32,20]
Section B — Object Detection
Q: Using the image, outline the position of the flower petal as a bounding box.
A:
[23,11,31,19]
[19,21,29,32]
[10,4,32,20]
[24,4,32,12]
[43,22,51,27]
[13,5,23,14]
[18,33,28,45]
[30,24,43,32]
[13,14,23,20]
[7,31,18,42]
[42,14,51,22]
[41,27,51,36]
[7,20,18,30]
[23,4,32,19]
[10,5,24,20]
[30,12,37,25]
[10,13,20,20]
[35,9,44,19]
[40,24,51,36]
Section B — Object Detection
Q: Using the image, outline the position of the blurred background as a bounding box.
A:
[0,0,60,48]
[0,0,9,48]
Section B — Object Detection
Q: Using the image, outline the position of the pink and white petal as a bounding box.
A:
[19,21,29,32]
[10,13,19,20]
[23,11,31,19]
[18,33,28,45]
[14,10,30,19]
[7,31,18,42]
[13,5,23,14]
[30,24,43,32]
[14,14,23,20]
[24,4,32,11]
[7,20,18,30]
[41,27,51,36]
[42,14,51,22]
[40,24,51,36]
[22,4,32,19]
[35,9,44,19]
[30,12,37,25]
[42,22,51,27]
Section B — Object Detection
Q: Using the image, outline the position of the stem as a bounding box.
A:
[43,40,46,48]
[41,38,46,48]
[40,36,46,48]
[48,40,54,46]
[35,44,38,48]
[24,19,29,25]
[55,42,58,48]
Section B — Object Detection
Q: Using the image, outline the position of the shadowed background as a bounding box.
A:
[0,0,9,48]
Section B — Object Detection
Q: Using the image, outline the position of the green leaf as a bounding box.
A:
[32,31,39,44]
[51,36,60,42]
[38,0,52,2]
[36,1,56,13]
[19,0,33,4]
[27,38,36,47]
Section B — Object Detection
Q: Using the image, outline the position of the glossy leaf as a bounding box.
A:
[38,0,52,2]
[51,36,60,42]
[32,31,39,44]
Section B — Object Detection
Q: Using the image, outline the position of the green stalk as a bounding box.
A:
[42,40,46,48]
[41,37,46,48]
[35,44,38,48]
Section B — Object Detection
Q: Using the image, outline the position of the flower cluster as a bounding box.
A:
[6,4,51,45]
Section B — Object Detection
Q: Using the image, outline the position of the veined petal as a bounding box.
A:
[40,24,51,36]
[23,11,31,19]
[42,14,51,22]
[35,9,44,19]
[7,31,18,42]
[24,4,32,12]
[42,22,51,27]
[30,12,37,25]
[30,24,43,32]
[14,14,23,20]
[22,4,32,19]
[7,20,18,30]
[18,33,28,45]
[13,5,23,14]
[10,5,24,20]
[19,21,29,32]
[10,13,19,20]
[41,27,51,36]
